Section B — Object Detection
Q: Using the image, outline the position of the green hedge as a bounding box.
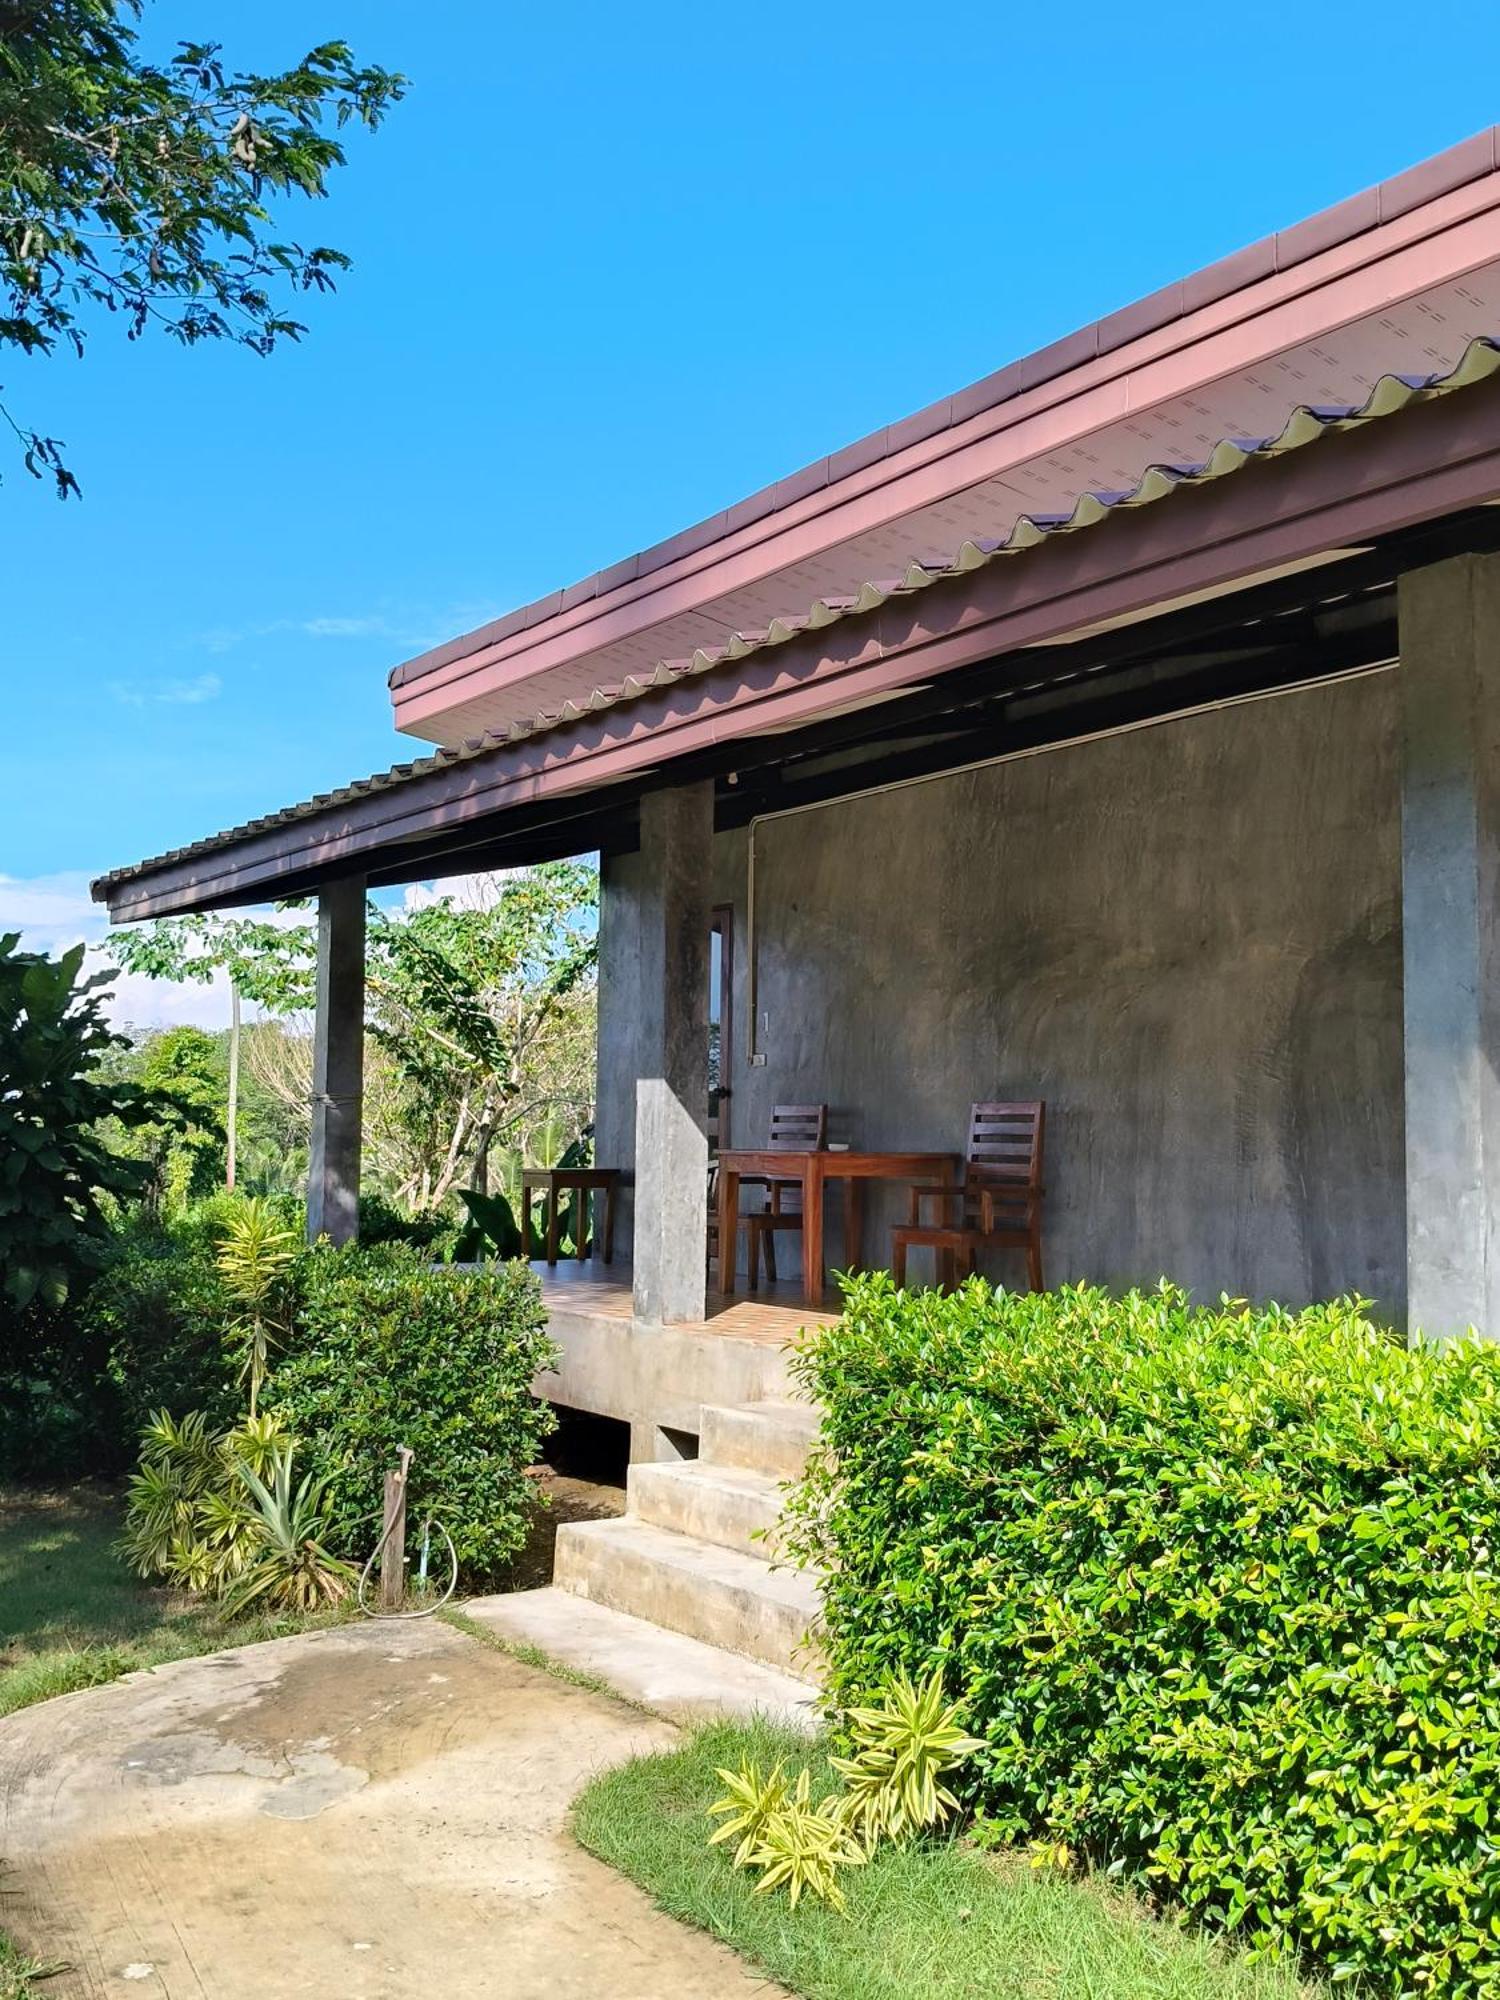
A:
[272,1243,556,1579]
[84,1213,243,1442]
[2,1208,242,1480]
[783,1275,1500,1996]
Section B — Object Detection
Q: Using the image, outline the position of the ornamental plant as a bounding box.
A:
[708,1671,981,1909]
[120,1405,291,1591]
[709,1759,867,1912]
[783,1272,1500,1995]
[739,1767,866,1913]
[831,1669,982,1854]
[707,1758,792,1868]
[216,1196,298,1416]
[272,1242,557,1578]
[0,934,160,1310]
[221,1446,355,1616]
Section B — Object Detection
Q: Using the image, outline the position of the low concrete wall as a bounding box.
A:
[533,1306,796,1440]
[599,673,1406,1318]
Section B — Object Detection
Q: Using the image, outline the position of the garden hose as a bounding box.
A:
[356,1449,460,1619]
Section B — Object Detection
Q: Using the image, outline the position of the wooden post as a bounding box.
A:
[379,1448,411,1611]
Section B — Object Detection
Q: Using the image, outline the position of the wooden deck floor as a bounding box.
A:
[533,1259,840,1346]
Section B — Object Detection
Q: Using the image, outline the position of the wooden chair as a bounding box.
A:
[746,1103,829,1289]
[707,1058,727,1275]
[891,1103,1045,1292]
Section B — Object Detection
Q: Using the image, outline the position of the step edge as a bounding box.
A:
[464,1585,822,1700]
[629,1459,789,1496]
[555,1517,821,1610]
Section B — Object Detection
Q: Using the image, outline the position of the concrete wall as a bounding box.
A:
[598,672,1407,1317]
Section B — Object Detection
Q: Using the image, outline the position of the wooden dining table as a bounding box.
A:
[521,1165,620,1266]
[715,1148,960,1304]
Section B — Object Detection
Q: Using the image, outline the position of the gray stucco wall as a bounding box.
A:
[597,672,1406,1317]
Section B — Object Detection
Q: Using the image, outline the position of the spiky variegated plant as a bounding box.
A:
[119,1408,224,1579]
[119,1407,294,1592]
[216,1198,298,1417]
[708,1759,792,1868]
[743,1768,867,1912]
[221,1447,355,1617]
[831,1669,984,1853]
[224,1412,292,1482]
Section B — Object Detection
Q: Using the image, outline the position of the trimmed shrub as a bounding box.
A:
[272,1243,556,1578]
[2,1201,257,1482]
[356,1192,456,1257]
[82,1217,241,1441]
[784,1274,1500,1996]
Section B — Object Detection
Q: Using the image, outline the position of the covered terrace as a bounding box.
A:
[96,132,1500,1414]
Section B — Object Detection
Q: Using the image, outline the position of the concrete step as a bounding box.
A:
[461,1586,820,1729]
[554,1516,820,1675]
[628,1458,785,1560]
[699,1398,822,1480]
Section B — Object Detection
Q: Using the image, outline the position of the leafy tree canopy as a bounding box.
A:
[0,0,404,493]
[109,906,316,1010]
[115,1022,225,1208]
[108,864,600,1213]
[0,930,169,1309]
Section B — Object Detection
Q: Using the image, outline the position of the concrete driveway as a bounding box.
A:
[0,1618,782,1999]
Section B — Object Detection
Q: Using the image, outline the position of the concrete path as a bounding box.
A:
[0,1618,784,1999]
[464,1587,819,1731]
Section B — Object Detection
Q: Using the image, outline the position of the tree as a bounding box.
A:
[366,866,598,1210]
[109,910,314,1190]
[108,866,600,1215]
[0,1,404,494]
[124,1023,225,1207]
[0,931,165,1308]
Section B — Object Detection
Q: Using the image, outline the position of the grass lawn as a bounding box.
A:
[573,1719,1321,2000]
[0,1484,350,1719]
[0,1931,55,2000]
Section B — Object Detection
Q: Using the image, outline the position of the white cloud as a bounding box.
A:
[0,870,233,1032]
[300,615,395,640]
[197,627,248,655]
[295,599,505,652]
[109,673,222,709]
[400,869,516,913]
[161,674,223,704]
[183,600,507,660]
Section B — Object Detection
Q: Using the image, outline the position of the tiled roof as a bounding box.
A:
[93,333,1500,900]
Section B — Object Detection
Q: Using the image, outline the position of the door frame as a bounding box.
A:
[711,903,735,1148]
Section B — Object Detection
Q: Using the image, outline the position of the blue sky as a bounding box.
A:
[6,0,1500,1017]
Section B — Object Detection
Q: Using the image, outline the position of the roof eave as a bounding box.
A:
[98,366,1500,923]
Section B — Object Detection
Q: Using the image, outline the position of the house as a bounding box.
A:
[95,136,1500,1644]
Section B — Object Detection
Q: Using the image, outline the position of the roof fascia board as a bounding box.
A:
[105,375,1500,922]
[392,165,1500,735]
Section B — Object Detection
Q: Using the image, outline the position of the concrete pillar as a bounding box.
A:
[307,877,366,1246]
[1399,554,1500,1340]
[631,783,713,1324]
